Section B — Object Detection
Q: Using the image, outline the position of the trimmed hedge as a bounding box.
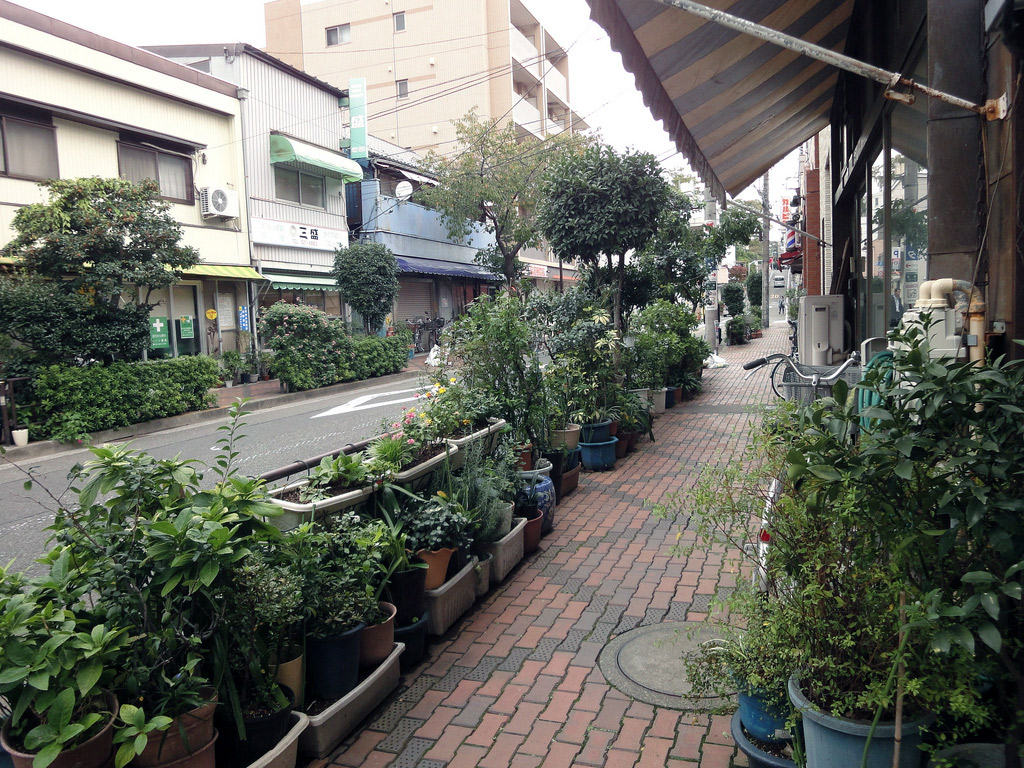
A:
[351,330,412,381]
[31,356,218,440]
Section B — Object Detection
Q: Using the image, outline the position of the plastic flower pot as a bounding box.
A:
[579,437,618,471]
[579,419,612,442]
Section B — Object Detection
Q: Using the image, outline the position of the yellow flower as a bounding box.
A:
[438,387,446,394]
[420,412,427,418]
[450,377,457,383]
[436,490,448,499]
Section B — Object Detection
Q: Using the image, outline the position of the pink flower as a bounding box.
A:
[407,438,415,444]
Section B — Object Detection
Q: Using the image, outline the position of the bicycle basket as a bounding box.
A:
[780,363,861,403]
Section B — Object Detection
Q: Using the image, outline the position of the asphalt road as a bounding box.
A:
[0,377,424,573]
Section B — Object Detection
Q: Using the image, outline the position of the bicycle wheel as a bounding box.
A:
[769,359,788,400]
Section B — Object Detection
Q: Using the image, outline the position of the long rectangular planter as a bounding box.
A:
[425,556,477,636]
[444,418,507,468]
[245,711,309,768]
[298,643,404,759]
[266,480,373,531]
[488,517,526,585]
[394,444,459,492]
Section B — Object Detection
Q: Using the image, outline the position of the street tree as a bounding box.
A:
[0,177,198,366]
[332,242,399,334]
[538,144,670,341]
[640,190,761,311]
[419,110,582,287]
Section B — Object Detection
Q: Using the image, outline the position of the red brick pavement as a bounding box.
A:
[315,324,788,768]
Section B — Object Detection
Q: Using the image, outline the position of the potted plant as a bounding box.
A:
[220,349,244,386]
[0,560,126,768]
[394,489,473,589]
[267,451,374,528]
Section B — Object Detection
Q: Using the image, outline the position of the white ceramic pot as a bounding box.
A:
[12,428,28,447]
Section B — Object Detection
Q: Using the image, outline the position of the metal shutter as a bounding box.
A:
[395,278,435,327]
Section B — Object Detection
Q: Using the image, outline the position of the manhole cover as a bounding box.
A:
[597,621,731,710]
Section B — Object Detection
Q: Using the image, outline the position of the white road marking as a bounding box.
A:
[313,387,425,418]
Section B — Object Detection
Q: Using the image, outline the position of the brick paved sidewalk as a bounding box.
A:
[316,324,788,768]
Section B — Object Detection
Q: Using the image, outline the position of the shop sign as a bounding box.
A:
[149,317,170,348]
[179,316,195,340]
[206,309,218,321]
[527,264,548,278]
[238,306,250,332]
[349,77,368,159]
[251,217,348,252]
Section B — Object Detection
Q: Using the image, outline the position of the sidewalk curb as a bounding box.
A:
[1,369,424,463]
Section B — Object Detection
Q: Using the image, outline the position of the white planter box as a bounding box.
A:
[267,480,374,531]
[444,418,507,468]
[298,643,404,759]
[394,444,459,491]
[425,556,477,636]
[474,555,492,598]
[245,711,309,768]
[488,517,526,585]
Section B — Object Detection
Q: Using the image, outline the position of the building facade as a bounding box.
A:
[144,44,364,321]
[263,0,586,154]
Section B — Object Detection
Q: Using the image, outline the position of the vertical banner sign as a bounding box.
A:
[349,77,368,159]
[238,306,251,333]
[179,316,195,340]
[149,317,170,348]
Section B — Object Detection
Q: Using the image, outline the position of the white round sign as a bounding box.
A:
[395,180,414,200]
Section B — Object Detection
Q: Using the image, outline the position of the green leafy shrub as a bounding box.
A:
[258,302,354,391]
[721,282,746,317]
[351,330,412,379]
[30,356,218,440]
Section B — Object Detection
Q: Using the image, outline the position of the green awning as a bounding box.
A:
[270,134,364,182]
[266,273,343,292]
[182,264,265,280]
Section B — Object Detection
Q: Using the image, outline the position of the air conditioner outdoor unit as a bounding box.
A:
[797,295,845,365]
[199,186,239,219]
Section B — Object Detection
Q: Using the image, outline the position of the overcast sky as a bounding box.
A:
[23,0,797,216]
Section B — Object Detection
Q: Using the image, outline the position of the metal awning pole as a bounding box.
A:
[655,0,1006,120]
[726,198,831,248]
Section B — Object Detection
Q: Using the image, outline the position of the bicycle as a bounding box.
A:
[742,351,861,591]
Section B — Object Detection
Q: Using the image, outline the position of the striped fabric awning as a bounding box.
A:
[182,264,265,280]
[586,0,853,202]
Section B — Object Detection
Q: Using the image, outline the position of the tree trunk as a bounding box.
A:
[613,253,624,369]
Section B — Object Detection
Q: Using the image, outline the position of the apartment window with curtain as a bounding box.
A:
[0,115,58,181]
[326,24,350,46]
[396,79,409,99]
[394,12,406,32]
[118,143,193,203]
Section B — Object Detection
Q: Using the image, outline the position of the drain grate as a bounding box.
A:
[376,717,426,752]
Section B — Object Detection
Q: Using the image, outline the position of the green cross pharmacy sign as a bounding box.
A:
[149,316,170,348]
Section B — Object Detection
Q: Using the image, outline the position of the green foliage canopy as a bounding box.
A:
[0,178,198,365]
[331,242,399,334]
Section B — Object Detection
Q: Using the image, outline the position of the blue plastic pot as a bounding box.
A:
[580,419,612,442]
[730,711,796,768]
[665,387,677,408]
[738,689,789,744]
[788,675,933,768]
[579,437,618,471]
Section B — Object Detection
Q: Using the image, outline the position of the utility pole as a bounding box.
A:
[761,170,770,324]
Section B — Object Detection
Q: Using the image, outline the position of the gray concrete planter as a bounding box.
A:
[425,556,477,635]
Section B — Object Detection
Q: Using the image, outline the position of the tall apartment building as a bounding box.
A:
[263,0,586,154]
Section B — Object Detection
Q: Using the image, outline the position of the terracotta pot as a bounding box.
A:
[522,508,543,554]
[608,419,619,436]
[626,431,640,453]
[359,602,397,669]
[2,692,117,768]
[516,443,533,471]
[614,434,629,459]
[134,690,218,766]
[415,547,456,590]
[144,730,218,768]
[674,386,684,404]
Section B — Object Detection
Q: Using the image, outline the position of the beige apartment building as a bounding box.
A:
[264,0,586,155]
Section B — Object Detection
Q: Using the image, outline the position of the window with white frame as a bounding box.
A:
[0,115,58,181]
[118,143,193,203]
[274,166,325,208]
[326,24,350,46]
[396,79,409,99]
[394,12,406,32]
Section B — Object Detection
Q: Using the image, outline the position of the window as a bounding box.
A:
[118,143,193,203]
[396,79,409,99]
[0,116,58,180]
[326,24,350,46]
[274,166,325,208]
[393,12,406,32]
